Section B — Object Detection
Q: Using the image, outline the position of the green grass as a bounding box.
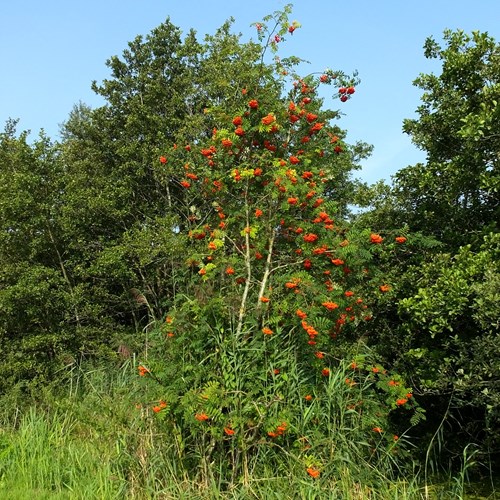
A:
[0,409,125,499]
[0,361,497,499]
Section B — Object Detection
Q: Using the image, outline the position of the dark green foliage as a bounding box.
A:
[355,30,500,472]
[399,30,500,249]
[0,125,77,391]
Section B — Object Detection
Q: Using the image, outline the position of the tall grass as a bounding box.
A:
[0,360,496,498]
[0,408,125,499]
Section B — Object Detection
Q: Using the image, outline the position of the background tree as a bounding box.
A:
[397,29,499,249]
[354,30,500,470]
[0,122,83,391]
[57,18,289,331]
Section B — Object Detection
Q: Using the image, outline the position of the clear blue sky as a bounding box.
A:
[2,0,500,183]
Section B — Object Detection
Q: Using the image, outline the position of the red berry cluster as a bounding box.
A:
[339,86,355,102]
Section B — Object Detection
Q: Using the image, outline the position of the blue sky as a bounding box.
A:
[1,0,500,183]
